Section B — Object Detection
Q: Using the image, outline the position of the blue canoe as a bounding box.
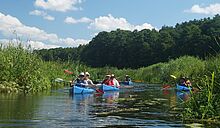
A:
[71,84,95,94]
[120,81,133,85]
[176,91,190,101]
[176,84,192,91]
[100,84,120,91]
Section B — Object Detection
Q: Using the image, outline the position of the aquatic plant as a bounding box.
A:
[182,72,220,121]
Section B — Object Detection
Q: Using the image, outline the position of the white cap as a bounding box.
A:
[85,72,90,76]
[79,72,84,76]
[106,74,111,77]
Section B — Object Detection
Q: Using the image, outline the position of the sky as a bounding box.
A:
[0,0,220,49]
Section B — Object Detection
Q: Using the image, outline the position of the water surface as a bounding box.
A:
[0,83,204,127]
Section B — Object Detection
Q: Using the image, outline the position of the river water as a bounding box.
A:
[0,83,205,127]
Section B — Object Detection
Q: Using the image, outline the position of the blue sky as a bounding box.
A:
[0,0,220,49]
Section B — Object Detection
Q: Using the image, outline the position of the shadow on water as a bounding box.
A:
[0,83,215,127]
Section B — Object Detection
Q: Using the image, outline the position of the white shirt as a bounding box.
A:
[113,78,120,87]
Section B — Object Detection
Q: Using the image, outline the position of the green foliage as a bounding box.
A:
[82,14,220,69]
[34,15,220,69]
[133,63,166,83]
[162,56,205,82]
[0,44,90,93]
[0,44,51,93]
[182,72,220,120]
[33,45,85,62]
[126,56,205,83]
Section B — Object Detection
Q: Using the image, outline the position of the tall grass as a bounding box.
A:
[182,72,220,120]
[121,56,205,84]
[0,44,51,93]
[181,55,220,121]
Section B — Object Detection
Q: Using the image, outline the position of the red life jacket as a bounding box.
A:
[108,80,114,86]
[102,79,109,85]
[103,79,114,86]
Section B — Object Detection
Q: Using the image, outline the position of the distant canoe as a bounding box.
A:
[100,84,120,91]
[71,84,95,94]
[120,81,133,85]
[176,84,192,91]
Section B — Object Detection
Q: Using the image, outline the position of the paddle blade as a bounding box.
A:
[96,89,104,94]
[170,75,177,79]
[64,69,73,74]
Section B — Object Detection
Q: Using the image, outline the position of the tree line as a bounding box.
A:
[34,15,220,68]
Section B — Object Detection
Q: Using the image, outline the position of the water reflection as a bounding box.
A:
[0,84,207,127]
[0,93,45,128]
[102,92,119,104]
[71,93,94,114]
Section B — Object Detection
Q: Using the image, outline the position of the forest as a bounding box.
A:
[34,15,220,68]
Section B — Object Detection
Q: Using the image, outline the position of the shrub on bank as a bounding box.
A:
[0,44,50,93]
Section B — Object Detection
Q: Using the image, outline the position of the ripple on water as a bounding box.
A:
[0,84,205,127]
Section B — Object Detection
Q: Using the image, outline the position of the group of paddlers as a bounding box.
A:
[71,72,124,88]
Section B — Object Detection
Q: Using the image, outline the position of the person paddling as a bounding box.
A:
[84,72,97,88]
[179,77,192,87]
[84,72,94,85]
[73,72,88,87]
[125,75,131,82]
[102,75,113,85]
[185,78,192,87]
[111,74,120,88]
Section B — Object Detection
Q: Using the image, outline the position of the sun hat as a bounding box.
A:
[106,74,111,77]
[79,72,85,76]
[85,72,90,76]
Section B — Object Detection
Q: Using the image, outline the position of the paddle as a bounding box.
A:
[89,84,104,94]
[64,69,73,75]
[95,88,104,93]
[161,75,178,89]
[170,75,177,79]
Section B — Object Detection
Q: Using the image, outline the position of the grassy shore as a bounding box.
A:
[0,44,80,93]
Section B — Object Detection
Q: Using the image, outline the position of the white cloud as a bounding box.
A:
[185,3,220,15]
[35,0,83,12]
[88,14,154,31]
[0,12,89,49]
[27,40,60,49]
[44,15,55,21]
[29,10,45,16]
[29,10,55,21]
[0,39,60,49]
[64,16,92,24]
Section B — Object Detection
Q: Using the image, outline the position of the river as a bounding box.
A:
[0,83,205,127]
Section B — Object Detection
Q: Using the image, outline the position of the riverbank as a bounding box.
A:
[0,44,78,93]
